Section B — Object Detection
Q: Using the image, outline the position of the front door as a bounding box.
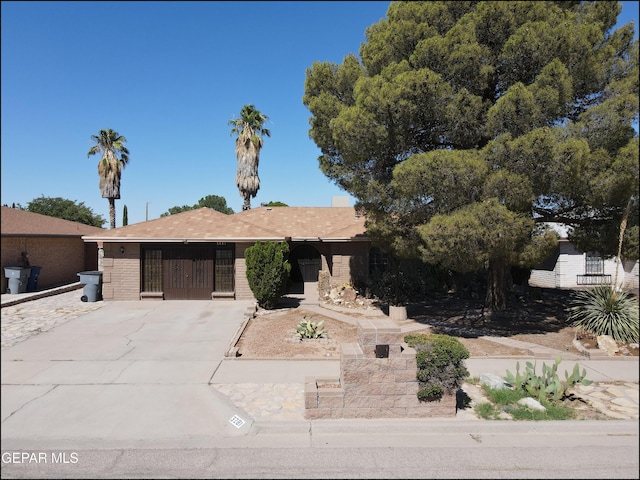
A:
[163,246,214,300]
[290,244,322,282]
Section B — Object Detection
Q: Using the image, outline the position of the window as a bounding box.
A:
[585,252,604,275]
[369,247,388,278]
[215,249,234,292]
[143,249,162,291]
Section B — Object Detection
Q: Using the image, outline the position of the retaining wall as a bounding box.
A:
[304,318,456,419]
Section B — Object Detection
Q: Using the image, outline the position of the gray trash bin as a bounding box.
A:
[77,270,103,302]
[4,266,31,294]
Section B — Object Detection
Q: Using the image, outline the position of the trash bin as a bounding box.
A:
[4,266,31,294]
[77,270,103,302]
[27,266,42,292]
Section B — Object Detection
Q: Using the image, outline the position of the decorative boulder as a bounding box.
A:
[517,397,546,411]
[480,373,510,390]
[597,335,619,356]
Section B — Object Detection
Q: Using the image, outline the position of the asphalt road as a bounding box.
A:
[2,420,638,478]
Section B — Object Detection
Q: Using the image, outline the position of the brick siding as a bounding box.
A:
[1,236,99,293]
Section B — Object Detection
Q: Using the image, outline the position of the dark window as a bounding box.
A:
[143,249,162,291]
[215,249,234,292]
[369,247,388,278]
[585,252,604,275]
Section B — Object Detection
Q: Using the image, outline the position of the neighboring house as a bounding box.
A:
[529,223,639,292]
[81,204,372,301]
[1,206,104,293]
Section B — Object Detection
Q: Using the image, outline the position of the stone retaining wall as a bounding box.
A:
[304,318,456,419]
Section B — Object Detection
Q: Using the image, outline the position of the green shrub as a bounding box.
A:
[568,285,639,344]
[294,316,326,339]
[404,333,470,402]
[417,385,443,402]
[504,355,592,404]
[245,241,291,310]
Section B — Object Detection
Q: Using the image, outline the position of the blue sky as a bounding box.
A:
[1,1,638,226]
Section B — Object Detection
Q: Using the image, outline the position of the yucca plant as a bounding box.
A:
[569,285,639,344]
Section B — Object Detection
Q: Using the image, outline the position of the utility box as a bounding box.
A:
[77,270,103,302]
[4,266,31,294]
[375,344,389,358]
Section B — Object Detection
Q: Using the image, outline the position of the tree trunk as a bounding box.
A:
[390,255,402,306]
[242,195,251,211]
[109,198,116,229]
[613,198,631,290]
[486,258,509,311]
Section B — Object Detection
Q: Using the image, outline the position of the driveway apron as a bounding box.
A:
[1,300,255,450]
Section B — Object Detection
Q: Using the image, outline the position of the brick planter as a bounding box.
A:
[305,319,456,419]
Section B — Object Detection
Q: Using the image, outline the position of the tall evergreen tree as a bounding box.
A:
[303,1,638,311]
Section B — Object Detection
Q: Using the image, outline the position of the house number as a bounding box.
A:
[229,415,245,428]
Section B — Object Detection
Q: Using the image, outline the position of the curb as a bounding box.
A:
[1,283,83,308]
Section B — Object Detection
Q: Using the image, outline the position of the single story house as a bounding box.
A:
[529,223,639,292]
[1,206,104,293]
[81,205,373,301]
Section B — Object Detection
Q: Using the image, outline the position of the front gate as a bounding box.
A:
[163,246,214,300]
[291,244,322,282]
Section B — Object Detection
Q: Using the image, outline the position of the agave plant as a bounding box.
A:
[294,316,326,339]
[569,285,639,344]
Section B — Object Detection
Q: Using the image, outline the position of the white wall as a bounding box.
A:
[530,240,639,292]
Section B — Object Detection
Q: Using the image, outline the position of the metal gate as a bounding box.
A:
[291,244,321,282]
[163,246,214,300]
[298,258,321,282]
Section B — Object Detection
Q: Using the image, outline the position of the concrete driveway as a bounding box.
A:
[1,299,256,450]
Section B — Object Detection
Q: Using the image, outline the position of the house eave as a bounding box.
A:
[3,233,93,238]
[81,236,286,243]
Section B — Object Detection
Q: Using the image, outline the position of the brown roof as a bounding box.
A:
[1,206,105,237]
[236,206,368,240]
[81,206,368,242]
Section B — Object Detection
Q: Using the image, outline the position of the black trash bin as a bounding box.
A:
[77,271,103,302]
[4,266,31,294]
[27,266,42,292]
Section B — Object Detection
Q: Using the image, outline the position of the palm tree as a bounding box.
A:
[87,128,130,229]
[228,105,270,211]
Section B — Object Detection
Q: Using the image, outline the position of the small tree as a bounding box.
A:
[27,196,105,227]
[245,241,291,309]
[122,204,128,226]
[160,194,234,217]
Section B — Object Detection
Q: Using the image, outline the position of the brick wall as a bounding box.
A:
[234,243,256,301]
[323,242,369,286]
[101,243,141,301]
[305,319,456,419]
[1,236,98,293]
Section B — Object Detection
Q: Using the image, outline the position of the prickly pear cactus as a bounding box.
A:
[505,355,592,403]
